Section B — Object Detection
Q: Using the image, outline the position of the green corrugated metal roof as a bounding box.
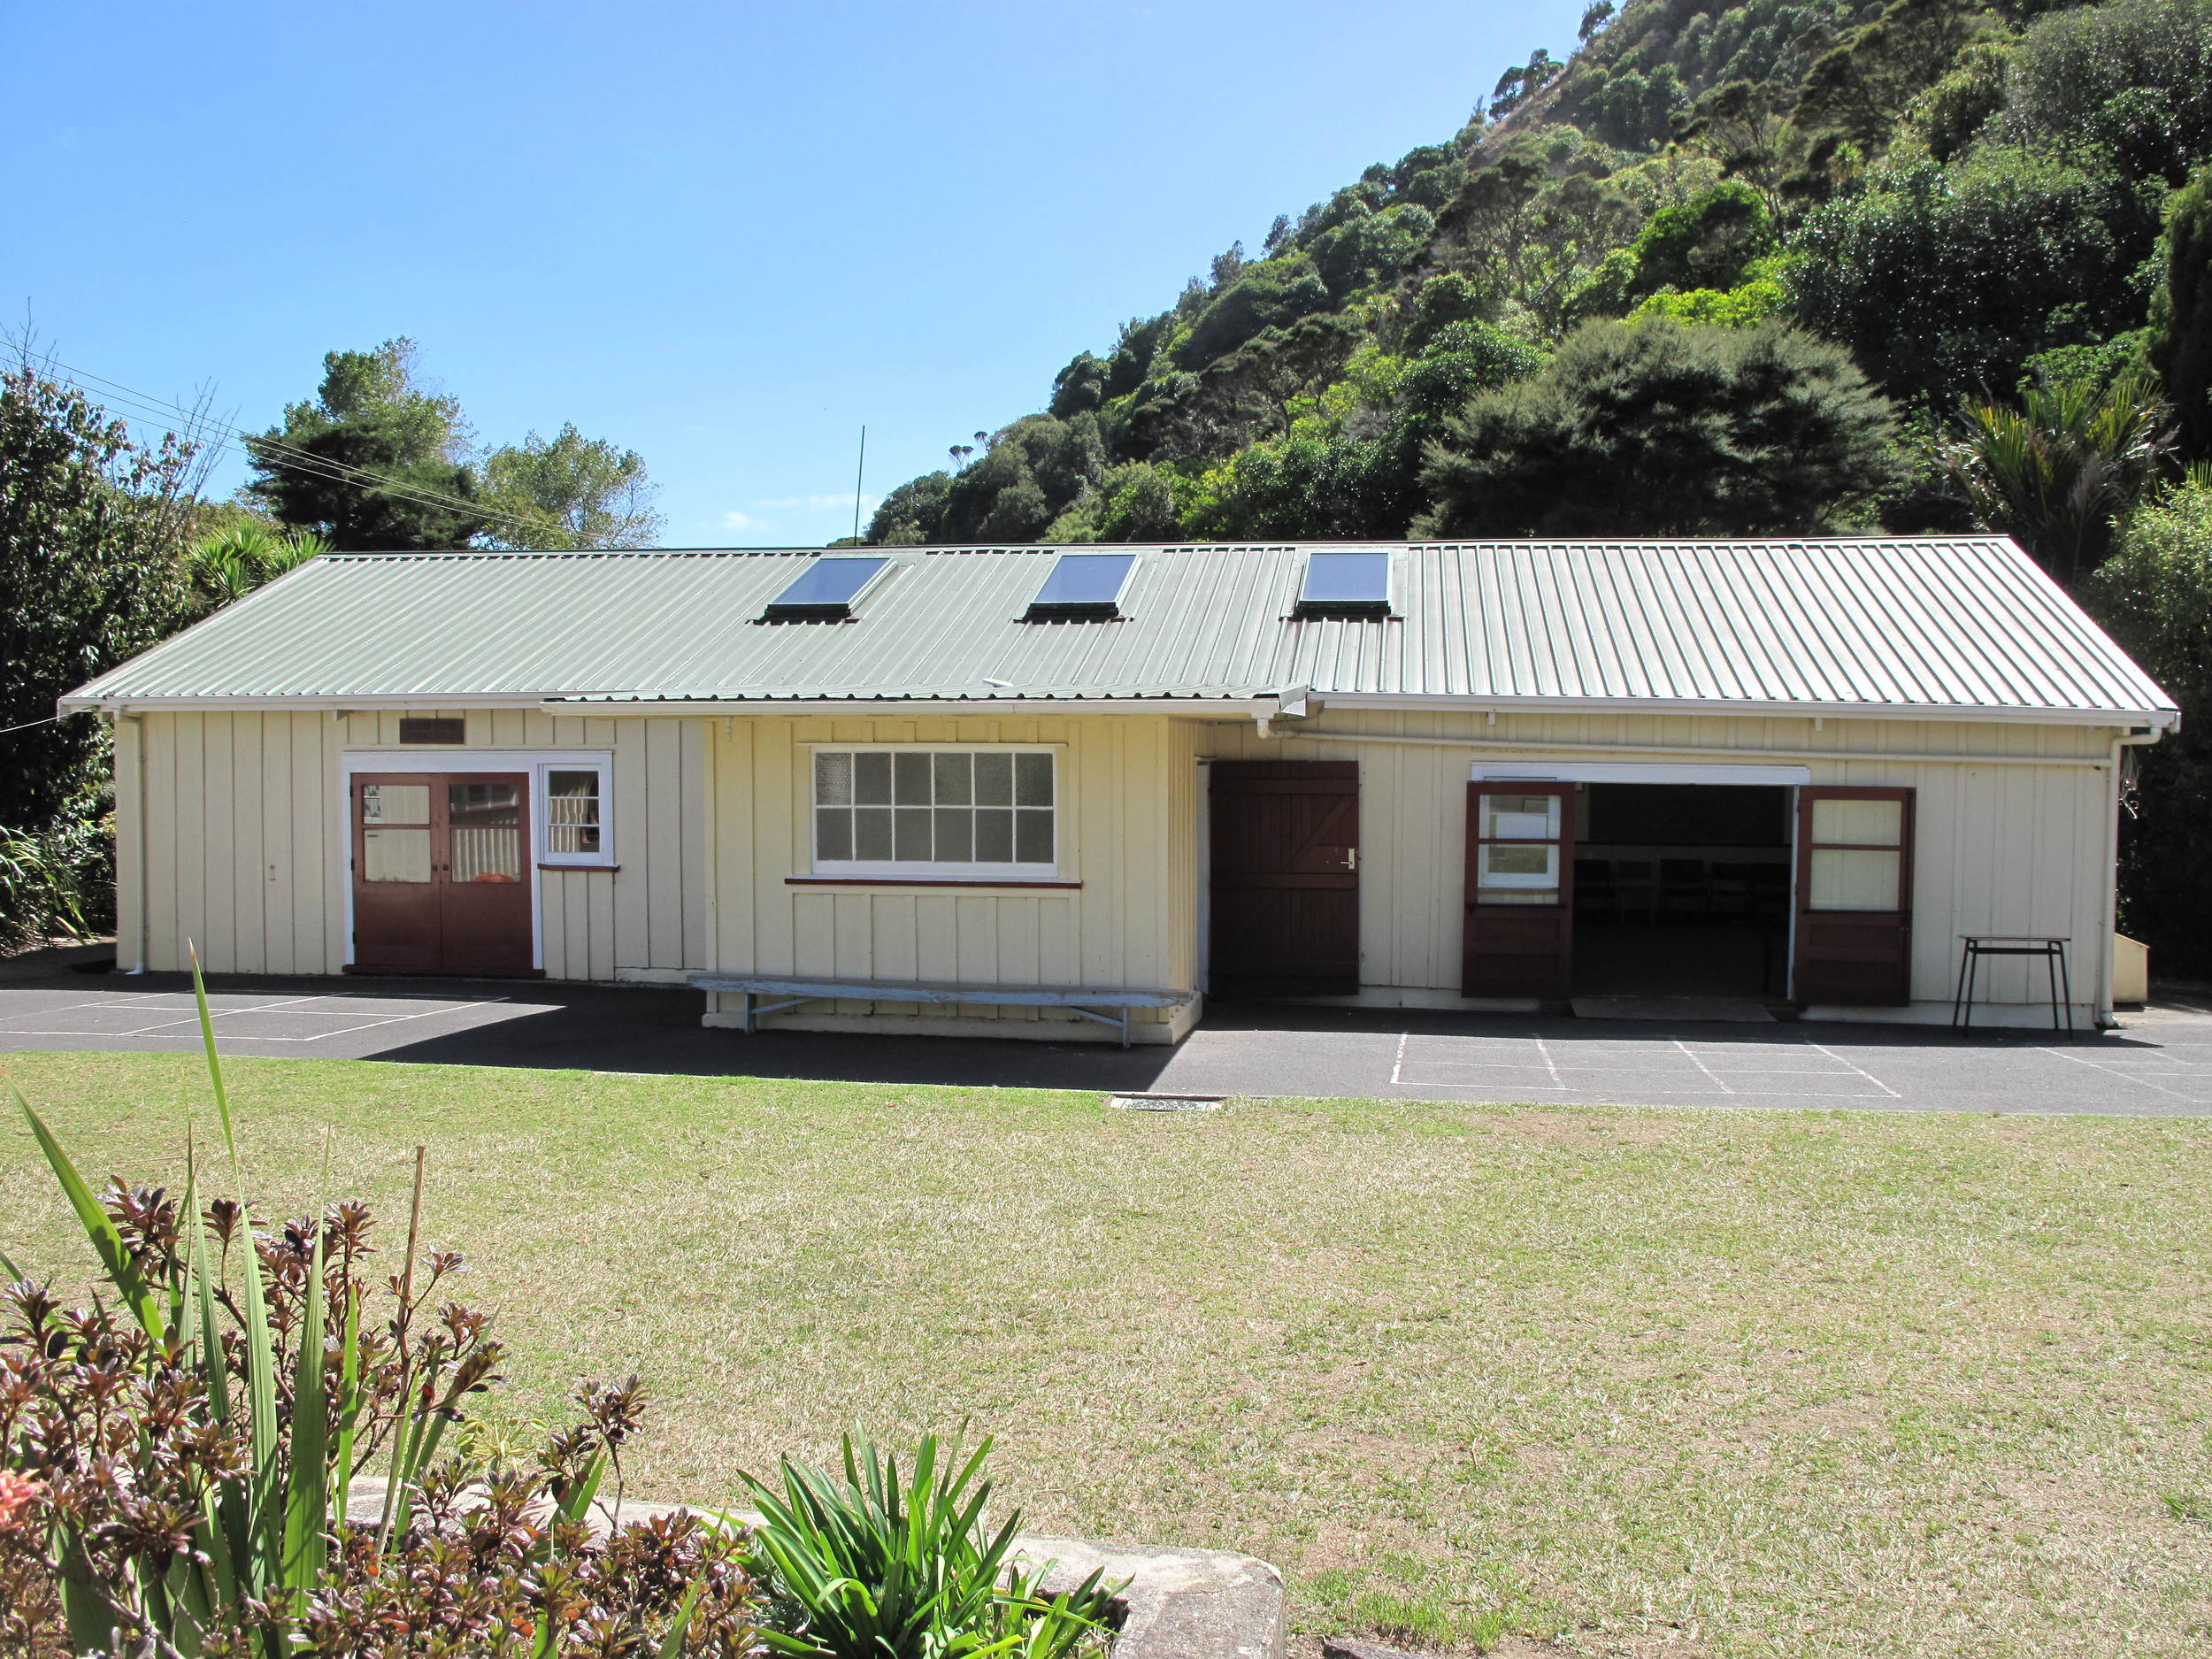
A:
[60,540,2178,722]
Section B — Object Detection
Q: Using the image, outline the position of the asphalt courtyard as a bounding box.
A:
[4,961,2211,1117]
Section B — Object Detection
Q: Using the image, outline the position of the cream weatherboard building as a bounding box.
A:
[61,539,2177,1041]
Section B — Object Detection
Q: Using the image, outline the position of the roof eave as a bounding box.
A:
[1317,693,2181,730]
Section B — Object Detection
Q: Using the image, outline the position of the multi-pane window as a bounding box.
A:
[537,764,612,866]
[1471,790,1563,906]
[813,749,1056,874]
[545,770,603,858]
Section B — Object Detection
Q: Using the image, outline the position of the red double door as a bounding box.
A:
[1458,781,1916,1004]
[351,772,534,975]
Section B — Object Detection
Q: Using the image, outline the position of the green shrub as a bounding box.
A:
[1417,315,1898,536]
[740,1432,1119,1659]
[0,816,111,954]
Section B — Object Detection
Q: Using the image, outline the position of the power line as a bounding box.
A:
[32,355,568,545]
[43,354,539,534]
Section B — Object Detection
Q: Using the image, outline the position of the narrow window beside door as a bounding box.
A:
[541,766,611,864]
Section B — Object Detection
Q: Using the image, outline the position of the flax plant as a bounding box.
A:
[739,1432,1120,1659]
[0,952,753,1657]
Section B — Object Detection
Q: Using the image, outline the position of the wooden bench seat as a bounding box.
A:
[690,974,1194,1048]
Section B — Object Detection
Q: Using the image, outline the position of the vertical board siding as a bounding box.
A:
[127,709,706,980]
[121,703,2118,1015]
[113,717,144,970]
[708,712,1186,1031]
[1193,707,2118,1009]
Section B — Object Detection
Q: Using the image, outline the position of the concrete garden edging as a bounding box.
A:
[346,1480,1285,1659]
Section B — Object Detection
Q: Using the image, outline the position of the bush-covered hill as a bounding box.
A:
[862,0,2212,549]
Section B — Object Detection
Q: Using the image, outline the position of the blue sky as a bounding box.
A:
[4,1,1584,548]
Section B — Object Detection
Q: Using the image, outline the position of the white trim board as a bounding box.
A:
[1473,761,1813,786]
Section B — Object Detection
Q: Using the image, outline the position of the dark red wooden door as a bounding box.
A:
[1209,761,1360,996]
[1793,786,1914,1005]
[1462,781,1576,999]
[436,778,533,974]
[352,773,533,975]
[353,775,441,973]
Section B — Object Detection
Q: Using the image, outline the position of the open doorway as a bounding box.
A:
[1571,783,1791,998]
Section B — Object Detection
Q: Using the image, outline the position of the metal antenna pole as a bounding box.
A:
[852,426,867,541]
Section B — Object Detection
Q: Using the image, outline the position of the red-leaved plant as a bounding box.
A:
[0,953,759,1657]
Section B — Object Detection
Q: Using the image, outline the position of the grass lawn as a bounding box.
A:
[4,1051,2210,1657]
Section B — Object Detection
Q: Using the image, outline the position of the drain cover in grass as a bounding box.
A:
[1108,1093,1225,1112]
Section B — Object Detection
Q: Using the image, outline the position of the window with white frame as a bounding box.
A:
[538,763,613,865]
[812,749,1057,876]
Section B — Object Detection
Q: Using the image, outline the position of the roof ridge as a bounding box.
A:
[322,535,2020,564]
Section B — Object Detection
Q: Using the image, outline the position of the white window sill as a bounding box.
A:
[788,872,1078,889]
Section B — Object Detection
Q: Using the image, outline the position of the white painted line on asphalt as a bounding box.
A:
[2036,1046,2210,1102]
[16,994,336,1038]
[1389,1077,1890,1101]
[1389,1030,1410,1085]
[1673,1040,1734,1094]
[0,996,507,1044]
[1532,1033,1565,1090]
[247,1000,511,1041]
[1800,1039,1903,1099]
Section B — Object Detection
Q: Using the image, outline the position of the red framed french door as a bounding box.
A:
[1462,781,1576,999]
[1793,786,1914,1004]
[352,772,534,975]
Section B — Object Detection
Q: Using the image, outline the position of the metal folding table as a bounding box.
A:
[1951,935,2072,1033]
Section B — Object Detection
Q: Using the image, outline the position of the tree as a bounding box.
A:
[1995,0,2212,187]
[0,357,200,829]
[1043,462,1187,542]
[245,338,486,549]
[1434,143,1642,334]
[1417,317,1899,536]
[865,471,955,545]
[2088,474,2212,971]
[1674,81,1795,216]
[1624,180,1773,298]
[1786,147,2150,406]
[1171,258,1332,371]
[2149,165,2212,459]
[1143,315,1362,462]
[478,424,663,549]
[1935,371,2174,580]
[182,522,329,617]
[1794,0,1992,156]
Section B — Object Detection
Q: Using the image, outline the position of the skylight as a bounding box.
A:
[1295,550,1392,618]
[1025,552,1135,620]
[761,556,890,621]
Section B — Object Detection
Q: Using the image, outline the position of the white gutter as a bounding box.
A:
[61,692,598,715]
[534,696,1279,717]
[1314,692,2181,731]
[1264,724,2148,769]
[63,687,2180,730]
